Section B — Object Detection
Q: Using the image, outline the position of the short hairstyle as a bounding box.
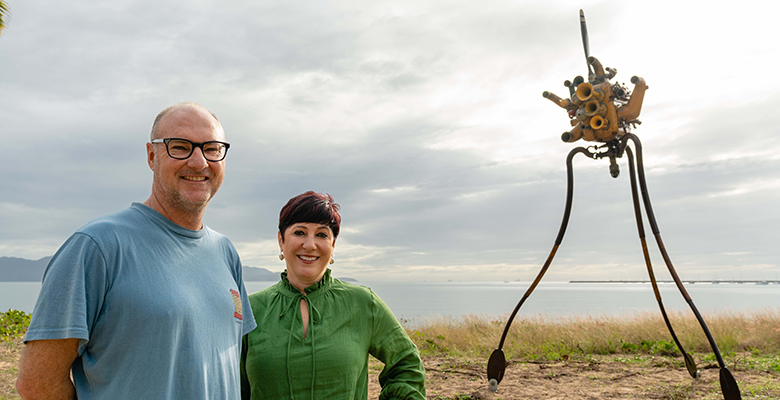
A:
[279,191,341,241]
[150,102,221,140]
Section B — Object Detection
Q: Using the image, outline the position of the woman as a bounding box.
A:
[241,191,426,400]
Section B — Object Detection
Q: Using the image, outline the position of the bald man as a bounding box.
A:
[17,103,256,400]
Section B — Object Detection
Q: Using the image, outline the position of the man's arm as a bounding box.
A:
[16,339,79,400]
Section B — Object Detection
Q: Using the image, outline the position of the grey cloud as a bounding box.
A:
[1,0,778,281]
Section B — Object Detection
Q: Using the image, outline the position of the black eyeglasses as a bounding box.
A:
[151,138,231,162]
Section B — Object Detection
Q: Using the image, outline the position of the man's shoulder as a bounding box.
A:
[202,225,232,243]
[76,205,146,236]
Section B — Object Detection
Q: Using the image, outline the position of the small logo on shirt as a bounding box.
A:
[230,289,243,320]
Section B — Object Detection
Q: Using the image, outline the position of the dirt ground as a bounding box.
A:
[0,338,23,400]
[3,341,777,399]
[369,354,778,399]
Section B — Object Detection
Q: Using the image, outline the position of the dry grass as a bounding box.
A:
[0,337,22,400]
[4,309,780,400]
[406,308,780,361]
[402,309,780,398]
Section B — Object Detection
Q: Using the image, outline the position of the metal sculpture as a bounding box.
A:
[486,10,741,399]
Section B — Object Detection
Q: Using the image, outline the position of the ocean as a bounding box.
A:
[3,280,778,326]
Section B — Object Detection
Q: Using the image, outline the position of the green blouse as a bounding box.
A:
[241,269,426,400]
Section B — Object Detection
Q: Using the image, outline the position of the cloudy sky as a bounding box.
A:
[1,0,778,282]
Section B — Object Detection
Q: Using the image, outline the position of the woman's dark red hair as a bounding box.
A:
[278,191,341,240]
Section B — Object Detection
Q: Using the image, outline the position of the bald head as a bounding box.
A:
[151,102,223,141]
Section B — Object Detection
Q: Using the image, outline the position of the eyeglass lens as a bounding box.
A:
[166,139,227,161]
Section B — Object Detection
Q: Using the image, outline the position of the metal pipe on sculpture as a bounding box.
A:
[542,91,571,108]
[487,146,594,391]
[569,76,586,105]
[618,76,648,122]
[625,143,699,379]
[561,121,585,143]
[605,67,617,80]
[627,134,741,399]
[564,80,576,97]
[587,56,606,81]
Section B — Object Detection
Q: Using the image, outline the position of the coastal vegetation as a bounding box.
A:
[3,308,780,399]
[0,311,28,343]
[403,309,780,399]
[1,309,26,400]
[406,309,780,360]
[0,1,8,35]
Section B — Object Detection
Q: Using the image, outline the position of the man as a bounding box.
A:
[16,103,256,399]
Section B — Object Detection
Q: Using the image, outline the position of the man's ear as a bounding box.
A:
[146,142,156,171]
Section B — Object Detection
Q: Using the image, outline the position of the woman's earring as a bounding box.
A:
[329,257,335,265]
[279,252,285,261]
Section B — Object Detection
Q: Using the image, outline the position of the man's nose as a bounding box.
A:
[187,146,209,168]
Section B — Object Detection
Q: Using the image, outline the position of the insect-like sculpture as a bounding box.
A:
[486,10,741,400]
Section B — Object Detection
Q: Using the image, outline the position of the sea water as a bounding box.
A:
[3,281,778,326]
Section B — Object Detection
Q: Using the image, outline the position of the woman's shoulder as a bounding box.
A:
[330,278,380,302]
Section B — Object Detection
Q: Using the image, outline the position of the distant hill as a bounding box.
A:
[0,256,355,282]
[242,266,280,281]
[0,256,51,282]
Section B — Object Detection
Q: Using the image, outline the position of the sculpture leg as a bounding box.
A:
[487,147,594,391]
[627,134,741,400]
[625,145,699,379]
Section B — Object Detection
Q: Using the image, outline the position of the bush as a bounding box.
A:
[1,309,31,342]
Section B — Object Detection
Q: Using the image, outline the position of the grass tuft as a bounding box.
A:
[405,309,780,361]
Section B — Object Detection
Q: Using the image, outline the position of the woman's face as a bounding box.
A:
[279,222,335,292]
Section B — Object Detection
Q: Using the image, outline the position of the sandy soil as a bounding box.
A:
[369,354,778,399]
[3,342,777,400]
[0,338,23,399]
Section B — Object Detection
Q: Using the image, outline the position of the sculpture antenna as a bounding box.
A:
[580,10,593,77]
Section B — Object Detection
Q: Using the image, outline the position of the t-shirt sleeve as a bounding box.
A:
[239,280,256,336]
[24,232,108,354]
[231,252,256,336]
[368,290,426,400]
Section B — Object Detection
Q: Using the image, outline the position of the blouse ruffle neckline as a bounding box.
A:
[279,269,333,296]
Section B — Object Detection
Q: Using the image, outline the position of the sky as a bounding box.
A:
[1,0,778,282]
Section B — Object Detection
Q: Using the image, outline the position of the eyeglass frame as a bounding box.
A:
[150,138,231,162]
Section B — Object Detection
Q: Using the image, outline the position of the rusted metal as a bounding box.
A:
[544,16,649,144]
[626,144,699,379]
[487,146,594,390]
[489,10,741,400]
[628,133,740,398]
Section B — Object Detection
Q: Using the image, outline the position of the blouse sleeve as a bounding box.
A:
[367,290,426,400]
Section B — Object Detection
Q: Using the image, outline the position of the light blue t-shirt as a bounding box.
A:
[25,203,257,400]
